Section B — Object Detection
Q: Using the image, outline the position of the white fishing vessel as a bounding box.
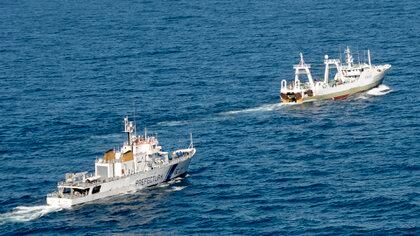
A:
[280,47,391,103]
[47,116,196,207]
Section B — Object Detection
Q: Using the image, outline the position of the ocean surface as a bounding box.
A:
[0,0,419,234]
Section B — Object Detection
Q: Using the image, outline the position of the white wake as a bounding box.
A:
[366,84,392,96]
[220,103,286,115]
[157,104,288,127]
[0,205,62,224]
[169,186,187,192]
[157,120,191,127]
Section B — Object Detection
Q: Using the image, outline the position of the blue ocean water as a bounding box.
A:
[0,0,419,234]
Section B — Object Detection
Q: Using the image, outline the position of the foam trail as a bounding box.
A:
[355,95,369,100]
[220,103,286,115]
[366,84,392,96]
[158,103,286,127]
[157,120,190,127]
[0,205,62,224]
[169,186,187,192]
[157,183,170,188]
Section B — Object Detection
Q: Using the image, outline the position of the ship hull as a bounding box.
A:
[281,67,388,104]
[47,157,192,208]
[306,77,383,102]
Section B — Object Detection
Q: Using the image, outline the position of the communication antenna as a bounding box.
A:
[189,132,194,149]
[363,50,366,64]
[339,45,342,62]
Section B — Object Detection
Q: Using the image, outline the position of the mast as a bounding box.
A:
[124,116,134,144]
[338,45,343,63]
[323,54,342,83]
[367,49,372,67]
[189,133,194,149]
[345,46,353,67]
[294,53,314,88]
[324,55,329,83]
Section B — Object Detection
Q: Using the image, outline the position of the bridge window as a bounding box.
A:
[92,185,101,194]
[73,188,90,196]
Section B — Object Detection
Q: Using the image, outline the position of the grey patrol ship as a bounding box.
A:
[47,116,196,207]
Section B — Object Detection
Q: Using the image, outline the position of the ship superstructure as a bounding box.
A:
[47,116,196,207]
[280,47,391,103]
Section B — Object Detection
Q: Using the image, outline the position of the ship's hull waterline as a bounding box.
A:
[47,116,196,208]
[284,76,384,104]
[47,157,192,207]
[280,48,391,104]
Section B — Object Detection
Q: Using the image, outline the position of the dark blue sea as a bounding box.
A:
[0,0,419,234]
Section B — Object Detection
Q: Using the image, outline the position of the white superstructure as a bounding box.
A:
[47,116,196,207]
[280,47,391,103]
